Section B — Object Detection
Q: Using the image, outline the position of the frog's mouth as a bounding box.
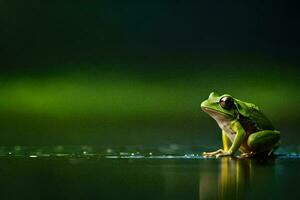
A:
[201,107,233,120]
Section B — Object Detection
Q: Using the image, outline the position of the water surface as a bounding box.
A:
[0,146,299,200]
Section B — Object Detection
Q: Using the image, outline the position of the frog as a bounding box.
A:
[200,92,280,158]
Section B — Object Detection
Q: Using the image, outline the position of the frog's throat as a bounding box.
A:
[202,107,236,136]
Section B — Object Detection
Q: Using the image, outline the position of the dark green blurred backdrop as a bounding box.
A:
[0,0,299,147]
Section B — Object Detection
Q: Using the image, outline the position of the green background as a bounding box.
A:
[1,0,299,147]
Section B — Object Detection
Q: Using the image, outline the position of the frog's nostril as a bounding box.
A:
[200,101,206,108]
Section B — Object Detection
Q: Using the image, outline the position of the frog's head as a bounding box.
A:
[201,92,238,121]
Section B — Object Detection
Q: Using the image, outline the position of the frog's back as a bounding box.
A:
[237,101,275,134]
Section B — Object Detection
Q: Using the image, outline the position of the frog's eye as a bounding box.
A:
[219,96,234,109]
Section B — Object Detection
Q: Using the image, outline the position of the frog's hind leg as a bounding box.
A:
[267,141,281,156]
[247,130,280,155]
[240,152,256,158]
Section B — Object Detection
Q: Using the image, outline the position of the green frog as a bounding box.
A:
[201,92,280,158]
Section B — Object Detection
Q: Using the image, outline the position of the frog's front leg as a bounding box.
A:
[203,130,231,157]
[203,120,246,158]
[222,129,231,151]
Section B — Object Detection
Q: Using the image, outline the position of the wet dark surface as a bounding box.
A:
[0,146,299,200]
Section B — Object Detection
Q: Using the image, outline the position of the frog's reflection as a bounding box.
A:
[199,158,253,200]
[219,158,251,199]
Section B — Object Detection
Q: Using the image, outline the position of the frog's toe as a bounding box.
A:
[203,149,233,158]
[240,152,256,158]
[203,149,224,157]
[215,152,232,158]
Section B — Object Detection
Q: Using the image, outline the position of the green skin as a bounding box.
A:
[201,92,280,158]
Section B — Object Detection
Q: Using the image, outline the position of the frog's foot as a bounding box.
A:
[203,149,232,158]
[240,152,256,158]
[203,149,223,157]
